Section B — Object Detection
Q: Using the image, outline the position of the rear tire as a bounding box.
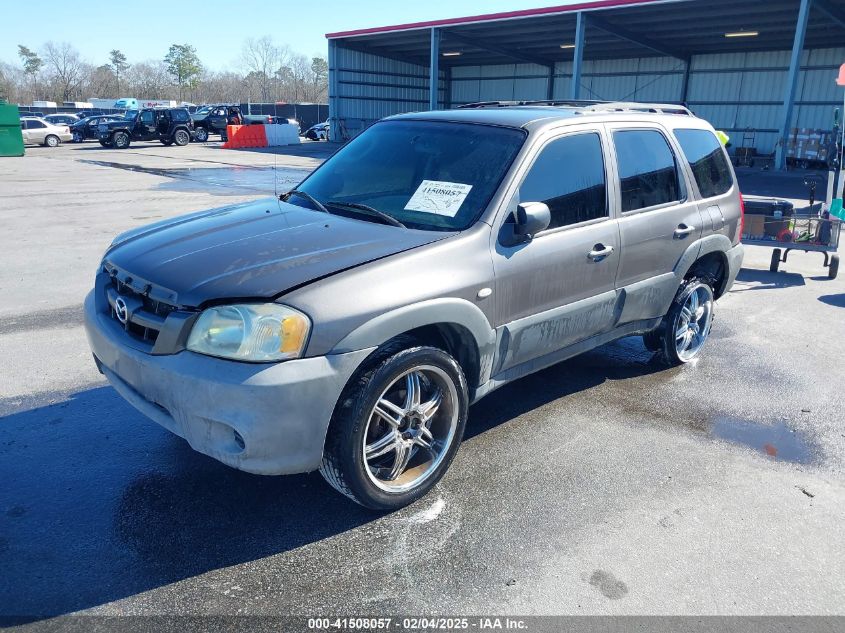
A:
[829,254,839,280]
[770,249,781,273]
[655,278,715,366]
[173,129,190,146]
[319,344,468,510]
[44,135,60,148]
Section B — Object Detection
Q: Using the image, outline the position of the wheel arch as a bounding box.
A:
[674,234,733,299]
[331,298,496,395]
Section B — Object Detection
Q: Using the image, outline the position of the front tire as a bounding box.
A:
[194,127,209,142]
[113,131,130,149]
[656,278,715,366]
[320,344,468,510]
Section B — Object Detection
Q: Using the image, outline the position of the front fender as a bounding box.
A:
[331,297,497,384]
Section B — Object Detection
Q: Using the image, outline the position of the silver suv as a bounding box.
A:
[84,102,744,509]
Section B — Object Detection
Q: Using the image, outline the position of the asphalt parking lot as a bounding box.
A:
[1,141,844,621]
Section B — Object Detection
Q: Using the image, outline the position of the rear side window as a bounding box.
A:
[171,109,189,122]
[674,128,734,199]
[518,132,608,230]
[613,130,681,212]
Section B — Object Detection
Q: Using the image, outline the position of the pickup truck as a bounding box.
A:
[191,105,273,142]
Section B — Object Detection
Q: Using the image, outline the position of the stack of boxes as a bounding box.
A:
[786,128,835,166]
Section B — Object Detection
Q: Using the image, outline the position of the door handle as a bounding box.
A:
[674,224,696,239]
[587,244,614,262]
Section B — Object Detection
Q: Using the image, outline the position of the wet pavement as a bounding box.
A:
[1,143,844,620]
[80,160,311,196]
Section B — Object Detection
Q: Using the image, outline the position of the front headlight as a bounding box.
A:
[186,304,310,362]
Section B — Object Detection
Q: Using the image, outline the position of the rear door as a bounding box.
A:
[26,119,47,144]
[607,124,704,325]
[672,127,740,242]
[491,126,621,375]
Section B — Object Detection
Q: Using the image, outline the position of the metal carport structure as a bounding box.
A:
[326,0,845,169]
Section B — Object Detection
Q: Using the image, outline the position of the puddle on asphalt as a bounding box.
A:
[81,160,310,196]
[710,416,817,464]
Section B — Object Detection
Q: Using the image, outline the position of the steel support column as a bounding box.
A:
[547,65,556,101]
[776,0,812,170]
[571,12,586,99]
[328,39,340,142]
[681,59,692,104]
[430,28,441,111]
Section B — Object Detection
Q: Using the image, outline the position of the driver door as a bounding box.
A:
[136,110,156,140]
[491,126,621,375]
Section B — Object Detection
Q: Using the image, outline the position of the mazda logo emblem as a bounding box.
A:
[114,297,129,325]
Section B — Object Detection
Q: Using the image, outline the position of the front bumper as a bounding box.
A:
[84,290,374,475]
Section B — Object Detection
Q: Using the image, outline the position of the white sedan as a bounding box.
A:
[21,117,73,147]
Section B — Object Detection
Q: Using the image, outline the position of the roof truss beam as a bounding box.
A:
[813,0,845,29]
[443,30,553,68]
[584,13,689,61]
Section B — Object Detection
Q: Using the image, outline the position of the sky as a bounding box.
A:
[2,0,583,71]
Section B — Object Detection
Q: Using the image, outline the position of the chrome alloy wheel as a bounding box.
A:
[362,365,458,493]
[674,284,713,362]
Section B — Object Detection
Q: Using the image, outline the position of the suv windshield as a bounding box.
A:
[292,120,526,231]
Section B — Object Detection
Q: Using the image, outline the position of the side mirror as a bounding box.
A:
[515,202,551,236]
[500,202,551,246]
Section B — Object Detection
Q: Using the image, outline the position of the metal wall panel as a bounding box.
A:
[334,44,845,152]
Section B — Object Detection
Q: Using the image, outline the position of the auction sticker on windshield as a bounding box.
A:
[404,180,473,217]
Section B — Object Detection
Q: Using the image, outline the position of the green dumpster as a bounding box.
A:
[0,101,25,157]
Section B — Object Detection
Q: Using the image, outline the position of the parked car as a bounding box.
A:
[43,113,80,127]
[20,117,73,147]
[84,102,743,510]
[191,105,275,141]
[70,115,123,142]
[304,120,329,140]
[19,111,45,119]
[97,108,193,148]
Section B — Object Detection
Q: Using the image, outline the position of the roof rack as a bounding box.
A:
[457,100,694,116]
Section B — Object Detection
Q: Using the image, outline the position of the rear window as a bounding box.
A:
[613,129,681,212]
[674,128,734,199]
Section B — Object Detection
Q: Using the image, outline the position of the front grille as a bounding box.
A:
[106,276,177,345]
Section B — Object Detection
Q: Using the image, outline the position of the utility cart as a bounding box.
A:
[742,195,840,279]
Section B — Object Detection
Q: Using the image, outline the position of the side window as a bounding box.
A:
[29,120,46,129]
[518,132,608,230]
[172,110,188,122]
[613,130,681,212]
[674,128,734,199]
[140,110,155,125]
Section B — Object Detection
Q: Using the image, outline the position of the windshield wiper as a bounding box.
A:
[281,189,329,213]
[325,201,406,228]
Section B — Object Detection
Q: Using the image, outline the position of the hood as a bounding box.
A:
[104,198,451,307]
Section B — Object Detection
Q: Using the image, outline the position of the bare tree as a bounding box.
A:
[125,61,171,99]
[242,36,292,102]
[42,42,85,102]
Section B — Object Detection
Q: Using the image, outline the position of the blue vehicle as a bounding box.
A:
[113,98,139,110]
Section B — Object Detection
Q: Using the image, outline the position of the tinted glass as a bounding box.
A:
[295,120,526,231]
[518,133,607,229]
[29,120,46,129]
[171,109,189,122]
[674,129,734,199]
[140,111,155,124]
[613,130,681,212]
